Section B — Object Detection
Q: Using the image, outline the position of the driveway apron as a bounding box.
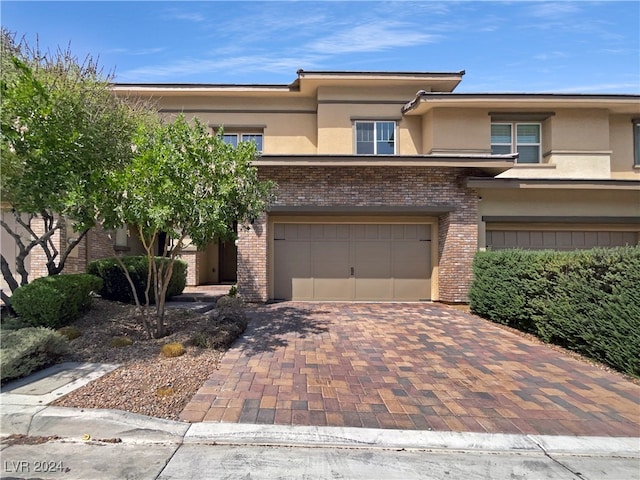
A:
[180,303,640,436]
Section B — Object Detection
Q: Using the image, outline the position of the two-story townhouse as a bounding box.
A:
[110,70,639,303]
[3,70,638,303]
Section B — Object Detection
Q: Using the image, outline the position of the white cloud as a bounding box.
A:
[308,22,440,55]
[117,53,326,82]
[105,47,165,56]
[550,82,640,94]
[526,2,580,19]
[533,51,570,61]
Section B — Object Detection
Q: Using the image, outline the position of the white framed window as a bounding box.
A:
[354,121,396,155]
[491,122,541,163]
[221,132,263,152]
[634,120,640,167]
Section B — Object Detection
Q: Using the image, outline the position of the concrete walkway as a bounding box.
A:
[181,302,640,437]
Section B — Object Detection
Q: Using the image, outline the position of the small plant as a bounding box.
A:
[156,385,175,397]
[160,342,185,358]
[57,326,82,340]
[188,332,210,349]
[228,284,238,297]
[111,336,133,348]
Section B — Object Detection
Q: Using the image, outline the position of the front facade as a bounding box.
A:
[111,70,639,303]
[4,70,637,303]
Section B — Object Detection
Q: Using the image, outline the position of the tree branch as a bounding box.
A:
[1,254,19,295]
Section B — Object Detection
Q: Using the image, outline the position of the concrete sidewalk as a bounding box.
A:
[1,364,639,480]
[1,405,639,479]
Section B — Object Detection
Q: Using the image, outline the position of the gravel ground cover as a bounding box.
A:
[51,298,244,420]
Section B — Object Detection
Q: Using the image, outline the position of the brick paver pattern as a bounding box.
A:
[180,303,640,436]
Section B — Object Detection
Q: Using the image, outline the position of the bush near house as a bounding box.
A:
[469,246,640,377]
[10,274,102,329]
[87,256,187,304]
[0,327,69,384]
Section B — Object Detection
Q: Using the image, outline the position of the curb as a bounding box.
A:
[3,405,639,458]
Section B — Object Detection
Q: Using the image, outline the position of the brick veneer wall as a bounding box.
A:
[237,166,481,303]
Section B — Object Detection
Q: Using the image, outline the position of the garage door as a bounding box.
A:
[486,229,639,251]
[274,223,431,301]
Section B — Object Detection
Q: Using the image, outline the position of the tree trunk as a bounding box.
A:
[47,228,89,275]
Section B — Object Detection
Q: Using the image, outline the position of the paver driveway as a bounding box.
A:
[180,303,640,437]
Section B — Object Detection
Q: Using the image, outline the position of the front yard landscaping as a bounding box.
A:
[2,296,247,420]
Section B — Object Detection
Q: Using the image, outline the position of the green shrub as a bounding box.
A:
[469,246,640,377]
[0,327,69,384]
[87,256,187,304]
[11,274,102,329]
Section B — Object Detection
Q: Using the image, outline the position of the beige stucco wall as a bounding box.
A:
[547,109,610,151]
[425,108,489,154]
[610,114,640,177]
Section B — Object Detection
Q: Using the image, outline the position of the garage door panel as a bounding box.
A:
[353,241,393,300]
[274,241,312,300]
[312,241,351,300]
[393,241,431,300]
[487,228,639,251]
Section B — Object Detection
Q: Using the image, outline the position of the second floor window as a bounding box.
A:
[222,133,263,152]
[491,123,541,163]
[355,121,396,155]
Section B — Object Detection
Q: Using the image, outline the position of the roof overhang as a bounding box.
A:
[403,93,640,116]
[467,177,640,190]
[112,70,468,99]
[255,154,516,173]
[269,205,456,216]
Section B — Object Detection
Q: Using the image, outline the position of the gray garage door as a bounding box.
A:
[486,229,639,251]
[274,223,431,301]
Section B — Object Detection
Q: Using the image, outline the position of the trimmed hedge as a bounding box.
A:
[469,246,640,377]
[0,327,69,384]
[87,256,187,304]
[11,274,102,329]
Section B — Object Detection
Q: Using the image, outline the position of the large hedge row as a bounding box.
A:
[87,256,187,304]
[11,273,102,329]
[469,246,640,377]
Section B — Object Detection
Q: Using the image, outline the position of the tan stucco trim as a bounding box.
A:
[468,177,640,190]
[403,93,640,116]
[266,215,439,302]
[256,154,515,170]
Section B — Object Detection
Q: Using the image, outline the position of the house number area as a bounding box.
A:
[3,460,67,474]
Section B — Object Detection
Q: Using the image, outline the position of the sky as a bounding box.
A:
[1,1,639,93]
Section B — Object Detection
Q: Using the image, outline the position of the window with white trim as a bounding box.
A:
[634,120,640,167]
[221,133,263,152]
[354,121,396,155]
[491,122,541,163]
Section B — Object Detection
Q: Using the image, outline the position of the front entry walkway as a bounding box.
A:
[180,303,639,437]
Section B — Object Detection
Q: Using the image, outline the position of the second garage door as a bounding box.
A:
[274,223,431,301]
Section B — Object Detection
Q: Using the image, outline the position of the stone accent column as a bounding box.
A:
[237,213,268,302]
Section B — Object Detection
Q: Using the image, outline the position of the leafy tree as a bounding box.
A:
[100,114,275,338]
[0,30,145,306]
